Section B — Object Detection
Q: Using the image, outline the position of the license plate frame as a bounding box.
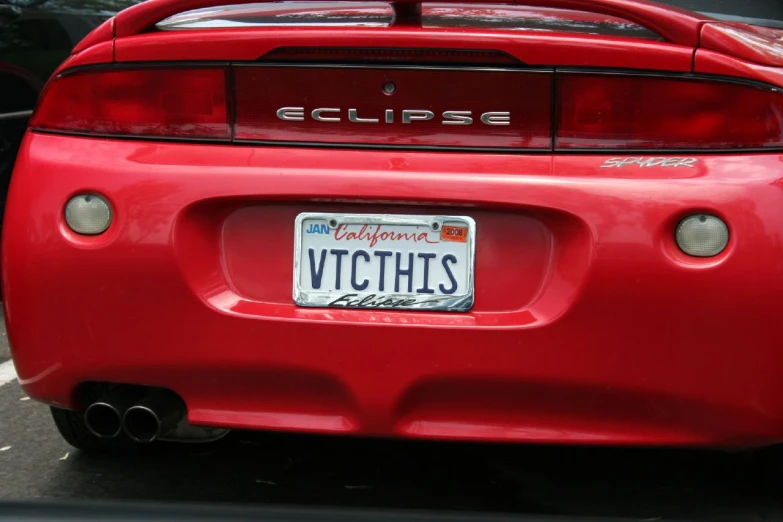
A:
[293,213,476,312]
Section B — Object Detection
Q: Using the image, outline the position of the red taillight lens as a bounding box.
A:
[557,74,783,150]
[28,61,783,153]
[32,67,229,140]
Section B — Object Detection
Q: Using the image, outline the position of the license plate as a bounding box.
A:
[294,213,475,311]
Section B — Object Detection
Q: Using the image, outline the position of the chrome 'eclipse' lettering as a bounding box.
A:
[348,109,379,123]
[442,111,473,125]
[402,110,435,124]
[277,108,510,126]
[312,108,341,122]
[481,112,511,126]
[277,107,305,121]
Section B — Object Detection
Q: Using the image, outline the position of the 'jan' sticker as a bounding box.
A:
[441,225,468,243]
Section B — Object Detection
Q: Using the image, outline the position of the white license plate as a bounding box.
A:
[294,213,475,311]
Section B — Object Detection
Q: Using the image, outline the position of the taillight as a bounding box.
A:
[32,67,229,140]
[29,61,783,152]
[557,73,783,150]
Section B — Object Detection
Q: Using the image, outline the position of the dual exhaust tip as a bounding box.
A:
[84,390,185,443]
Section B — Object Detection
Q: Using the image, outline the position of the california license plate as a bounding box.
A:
[294,213,475,311]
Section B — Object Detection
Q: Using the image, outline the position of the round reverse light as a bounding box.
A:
[65,194,112,235]
[675,214,729,257]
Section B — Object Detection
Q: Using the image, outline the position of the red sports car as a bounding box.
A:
[4,0,783,452]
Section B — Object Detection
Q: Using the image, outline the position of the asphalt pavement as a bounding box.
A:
[0,309,8,364]
[0,312,782,520]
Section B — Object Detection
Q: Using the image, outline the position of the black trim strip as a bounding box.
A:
[31,129,783,155]
[56,61,231,78]
[32,128,232,145]
[554,66,783,93]
[56,61,783,90]
[225,65,236,141]
[550,71,558,146]
[234,62,550,73]
[233,139,551,153]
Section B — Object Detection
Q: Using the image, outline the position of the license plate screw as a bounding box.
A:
[329,219,338,228]
[431,221,440,231]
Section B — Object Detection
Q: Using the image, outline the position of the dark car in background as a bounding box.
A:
[0,0,138,221]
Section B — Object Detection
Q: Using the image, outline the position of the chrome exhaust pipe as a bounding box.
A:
[84,402,123,439]
[83,389,145,439]
[123,390,185,443]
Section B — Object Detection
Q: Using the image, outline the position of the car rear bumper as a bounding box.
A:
[5,132,783,447]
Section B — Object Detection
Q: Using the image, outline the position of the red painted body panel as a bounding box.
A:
[113,28,694,71]
[694,50,783,87]
[5,132,783,447]
[59,42,115,70]
[70,18,114,56]
[700,23,783,68]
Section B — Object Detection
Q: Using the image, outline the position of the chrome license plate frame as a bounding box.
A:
[293,213,475,312]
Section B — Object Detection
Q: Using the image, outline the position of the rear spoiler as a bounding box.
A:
[74,0,783,69]
[116,0,707,44]
[74,0,710,55]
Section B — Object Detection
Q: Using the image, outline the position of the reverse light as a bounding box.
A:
[675,215,729,257]
[65,194,112,235]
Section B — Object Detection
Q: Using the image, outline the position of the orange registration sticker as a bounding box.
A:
[440,225,468,243]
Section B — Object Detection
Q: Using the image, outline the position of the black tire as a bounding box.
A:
[50,406,146,455]
[749,444,783,484]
